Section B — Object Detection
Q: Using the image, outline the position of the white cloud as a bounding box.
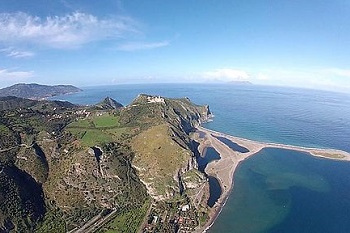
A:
[322,68,350,77]
[0,47,35,58]
[198,67,350,92]
[0,12,139,48]
[0,68,34,80]
[117,41,170,51]
[251,68,350,92]
[202,68,250,82]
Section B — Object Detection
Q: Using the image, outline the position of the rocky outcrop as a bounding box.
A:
[94,97,123,110]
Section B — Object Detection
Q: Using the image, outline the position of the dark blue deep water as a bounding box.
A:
[52,83,350,232]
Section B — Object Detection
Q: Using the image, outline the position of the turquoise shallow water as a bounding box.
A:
[208,148,350,233]
[52,83,350,232]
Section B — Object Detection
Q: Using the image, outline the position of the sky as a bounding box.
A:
[0,0,350,92]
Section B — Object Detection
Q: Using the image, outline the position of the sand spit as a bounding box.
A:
[195,126,350,232]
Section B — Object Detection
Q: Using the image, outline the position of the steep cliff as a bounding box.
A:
[128,95,211,200]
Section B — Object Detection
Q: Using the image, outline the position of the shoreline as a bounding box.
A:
[195,126,350,233]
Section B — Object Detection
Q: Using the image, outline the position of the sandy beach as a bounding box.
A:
[195,126,350,233]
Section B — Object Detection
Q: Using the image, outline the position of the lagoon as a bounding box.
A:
[197,147,221,173]
[212,135,249,153]
[208,148,350,233]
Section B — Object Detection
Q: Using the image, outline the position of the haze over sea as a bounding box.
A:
[52,83,350,232]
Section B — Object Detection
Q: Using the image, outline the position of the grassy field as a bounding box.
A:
[93,114,120,128]
[68,114,120,129]
[98,201,150,233]
[82,130,113,146]
[66,113,128,146]
[131,124,191,196]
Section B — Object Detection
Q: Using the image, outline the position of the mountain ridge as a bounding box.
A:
[0,83,81,100]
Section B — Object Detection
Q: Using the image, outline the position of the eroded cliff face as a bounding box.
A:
[129,95,211,201]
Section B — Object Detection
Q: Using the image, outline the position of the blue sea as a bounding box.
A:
[52,83,350,232]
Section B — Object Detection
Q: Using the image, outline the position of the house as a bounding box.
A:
[181,204,190,212]
[152,215,158,224]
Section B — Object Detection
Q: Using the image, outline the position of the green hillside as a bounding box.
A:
[0,94,212,233]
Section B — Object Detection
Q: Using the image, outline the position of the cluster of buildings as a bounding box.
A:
[143,202,199,233]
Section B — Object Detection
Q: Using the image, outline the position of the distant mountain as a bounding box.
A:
[94,97,124,110]
[0,83,81,99]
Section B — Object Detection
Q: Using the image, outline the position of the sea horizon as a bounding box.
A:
[55,82,350,96]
